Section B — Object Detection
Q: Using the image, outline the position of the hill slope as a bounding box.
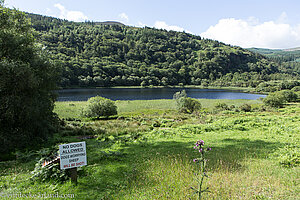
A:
[247,47,300,62]
[27,13,280,88]
[247,48,300,76]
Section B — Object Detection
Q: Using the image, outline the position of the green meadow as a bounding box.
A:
[0,99,299,199]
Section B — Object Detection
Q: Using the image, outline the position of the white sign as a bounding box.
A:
[59,141,87,170]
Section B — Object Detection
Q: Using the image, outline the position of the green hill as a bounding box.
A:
[27,13,282,88]
[247,47,300,76]
[247,47,300,62]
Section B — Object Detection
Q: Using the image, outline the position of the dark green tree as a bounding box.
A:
[0,4,59,159]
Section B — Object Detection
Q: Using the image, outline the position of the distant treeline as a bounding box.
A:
[28,13,298,88]
[247,48,300,77]
[248,47,300,63]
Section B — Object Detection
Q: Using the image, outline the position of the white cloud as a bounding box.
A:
[137,21,147,27]
[201,14,300,49]
[154,21,193,34]
[119,13,129,23]
[277,12,288,24]
[54,3,88,22]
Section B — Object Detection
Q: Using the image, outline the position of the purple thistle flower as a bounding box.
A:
[193,159,198,162]
[206,147,211,151]
[199,148,203,153]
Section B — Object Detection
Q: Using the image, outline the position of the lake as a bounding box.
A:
[56,88,266,101]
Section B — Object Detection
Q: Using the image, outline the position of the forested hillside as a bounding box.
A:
[248,47,300,62]
[28,13,285,88]
[248,48,300,77]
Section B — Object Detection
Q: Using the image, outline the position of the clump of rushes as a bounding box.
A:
[191,139,211,200]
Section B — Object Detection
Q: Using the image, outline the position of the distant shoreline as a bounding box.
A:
[56,85,266,95]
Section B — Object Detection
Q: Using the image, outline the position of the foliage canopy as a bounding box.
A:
[0,6,58,158]
[24,13,285,88]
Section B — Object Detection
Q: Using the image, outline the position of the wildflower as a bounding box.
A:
[191,139,212,199]
[199,140,204,145]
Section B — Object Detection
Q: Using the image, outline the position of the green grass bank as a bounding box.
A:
[0,99,299,199]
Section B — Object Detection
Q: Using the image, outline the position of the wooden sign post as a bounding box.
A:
[59,141,87,184]
[69,168,78,184]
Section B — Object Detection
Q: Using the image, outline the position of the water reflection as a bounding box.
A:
[56,88,266,101]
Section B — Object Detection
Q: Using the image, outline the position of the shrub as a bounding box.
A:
[173,90,187,100]
[173,90,201,113]
[279,90,298,102]
[263,92,286,108]
[229,105,236,110]
[31,148,68,183]
[239,103,251,112]
[214,102,229,110]
[292,86,300,92]
[272,145,300,167]
[82,96,117,118]
[182,97,202,113]
[263,90,298,108]
[291,86,300,92]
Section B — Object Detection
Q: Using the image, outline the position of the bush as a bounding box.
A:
[279,90,298,102]
[272,145,300,168]
[173,90,201,113]
[173,90,187,100]
[214,102,229,110]
[31,148,68,183]
[291,86,300,92]
[82,96,117,118]
[239,103,251,112]
[263,90,298,108]
[263,92,286,108]
[182,97,202,113]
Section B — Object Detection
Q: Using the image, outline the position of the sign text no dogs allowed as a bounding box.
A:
[59,141,87,170]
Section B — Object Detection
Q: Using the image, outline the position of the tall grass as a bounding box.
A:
[54,99,261,119]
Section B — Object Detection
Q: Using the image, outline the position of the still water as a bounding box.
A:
[56,88,266,101]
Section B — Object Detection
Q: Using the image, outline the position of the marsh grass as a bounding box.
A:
[54,99,261,119]
[0,101,299,199]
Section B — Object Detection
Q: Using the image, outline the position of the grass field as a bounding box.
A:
[54,99,261,119]
[0,99,299,199]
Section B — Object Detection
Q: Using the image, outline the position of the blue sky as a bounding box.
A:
[5,0,300,49]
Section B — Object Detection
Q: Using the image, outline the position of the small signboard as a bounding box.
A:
[59,141,87,170]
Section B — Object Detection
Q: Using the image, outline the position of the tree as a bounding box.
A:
[0,4,59,158]
[23,11,282,88]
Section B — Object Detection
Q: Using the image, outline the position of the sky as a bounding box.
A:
[4,0,300,49]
